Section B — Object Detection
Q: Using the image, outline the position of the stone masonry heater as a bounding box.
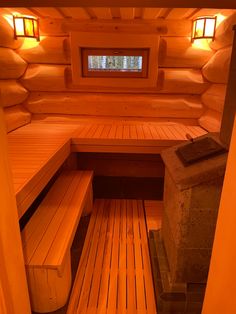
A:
[149,26,236,314]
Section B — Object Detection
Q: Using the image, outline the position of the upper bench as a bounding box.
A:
[7,120,207,218]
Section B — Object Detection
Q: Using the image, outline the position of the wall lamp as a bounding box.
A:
[13,15,40,41]
[191,16,217,42]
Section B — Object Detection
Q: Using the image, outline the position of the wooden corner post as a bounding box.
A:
[0,97,31,313]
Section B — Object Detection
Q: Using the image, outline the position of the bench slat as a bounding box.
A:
[44,171,93,270]
[22,170,93,313]
[22,171,93,268]
[22,172,74,262]
[67,199,157,314]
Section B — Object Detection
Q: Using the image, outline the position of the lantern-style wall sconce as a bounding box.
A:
[13,16,40,41]
[191,16,217,42]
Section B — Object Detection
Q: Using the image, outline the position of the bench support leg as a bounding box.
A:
[26,253,72,313]
[82,184,93,216]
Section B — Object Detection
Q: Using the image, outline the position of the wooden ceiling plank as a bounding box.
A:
[29,7,63,18]
[3,1,236,8]
[55,8,67,18]
[161,8,173,19]
[63,18,191,36]
[134,7,143,19]
[166,8,195,19]
[186,8,201,19]
[84,8,97,19]
[191,8,217,19]
[4,7,38,17]
[120,8,135,19]
[58,7,90,19]
[92,8,112,19]
[27,8,45,18]
[219,9,236,17]
[110,7,121,19]
[190,8,236,19]
[142,8,162,19]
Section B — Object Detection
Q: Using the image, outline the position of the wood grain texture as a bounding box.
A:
[21,170,93,312]
[201,84,226,113]
[159,37,214,68]
[0,106,31,314]
[2,0,236,9]
[202,47,232,84]
[67,199,157,314]
[0,48,27,79]
[7,120,206,217]
[7,123,78,218]
[26,254,72,313]
[0,80,28,108]
[71,121,207,154]
[21,64,67,91]
[25,93,204,118]
[4,105,31,133]
[198,109,222,132]
[63,19,191,36]
[144,200,163,231]
[18,37,70,64]
[160,68,209,94]
[210,12,236,50]
[22,171,93,267]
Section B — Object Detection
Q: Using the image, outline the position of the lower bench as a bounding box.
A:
[21,170,93,313]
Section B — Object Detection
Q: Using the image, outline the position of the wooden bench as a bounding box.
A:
[7,123,79,218]
[21,170,93,313]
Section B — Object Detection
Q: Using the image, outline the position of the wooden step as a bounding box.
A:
[21,170,93,313]
[67,199,157,314]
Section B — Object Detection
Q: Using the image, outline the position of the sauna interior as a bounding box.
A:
[1,2,236,314]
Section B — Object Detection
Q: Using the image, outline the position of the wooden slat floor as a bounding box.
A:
[67,199,157,314]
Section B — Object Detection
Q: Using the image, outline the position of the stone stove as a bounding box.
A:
[150,133,228,313]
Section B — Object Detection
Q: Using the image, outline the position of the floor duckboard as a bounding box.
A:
[67,199,157,314]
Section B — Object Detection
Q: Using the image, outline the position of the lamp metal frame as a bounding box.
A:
[13,15,40,41]
[191,16,217,42]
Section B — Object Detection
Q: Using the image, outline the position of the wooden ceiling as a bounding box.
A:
[2,0,236,9]
[2,7,235,20]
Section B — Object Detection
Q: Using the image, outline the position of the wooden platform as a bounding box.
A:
[71,121,207,153]
[67,199,157,314]
[7,121,207,218]
[7,123,78,218]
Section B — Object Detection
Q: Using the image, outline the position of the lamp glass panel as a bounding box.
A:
[24,18,34,36]
[14,18,24,36]
[33,19,39,37]
[205,18,216,37]
[195,19,204,38]
[192,20,197,38]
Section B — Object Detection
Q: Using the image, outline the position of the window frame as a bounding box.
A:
[81,48,149,78]
[70,32,160,92]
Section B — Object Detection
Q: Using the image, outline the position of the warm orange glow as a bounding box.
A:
[192,38,212,51]
[192,17,216,42]
[20,37,42,49]
[215,13,227,27]
[3,14,14,28]
[13,16,40,41]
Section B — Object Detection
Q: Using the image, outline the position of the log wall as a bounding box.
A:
[0,14,31,132]
[0,11,235,129]
[198,14,236,132]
